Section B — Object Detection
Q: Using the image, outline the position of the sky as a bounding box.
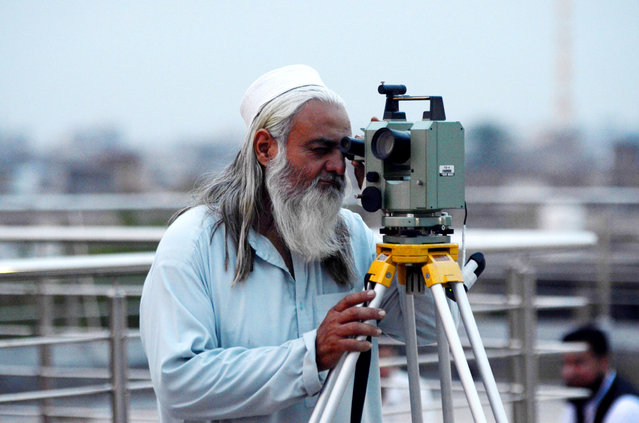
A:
[1,0,638,149]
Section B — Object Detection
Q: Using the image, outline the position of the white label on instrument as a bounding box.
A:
[439,165,455,177]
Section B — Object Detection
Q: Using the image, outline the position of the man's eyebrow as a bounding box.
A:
[305,138,339,147]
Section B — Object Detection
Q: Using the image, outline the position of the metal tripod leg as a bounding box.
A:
[452,283,509,423]
[437,311,455,423]
[309,283,388,423]
[311,353,346,421]
[431,283,488,423]
[402,292,424,423]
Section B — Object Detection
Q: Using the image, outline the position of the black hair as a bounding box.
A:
[562,325,609,358]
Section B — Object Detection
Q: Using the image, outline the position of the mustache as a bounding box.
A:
[314,173,346,191]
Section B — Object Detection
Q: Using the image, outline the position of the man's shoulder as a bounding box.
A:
[339,208,369,232]
[606,394,639,422]
[339,208,378,259]
[158,205,221,253]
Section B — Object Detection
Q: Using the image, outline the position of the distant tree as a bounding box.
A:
[0,131,33,193]
[466,122,515,176]
[612,135,639,186]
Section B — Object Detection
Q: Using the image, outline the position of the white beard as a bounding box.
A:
[265,152,347,262]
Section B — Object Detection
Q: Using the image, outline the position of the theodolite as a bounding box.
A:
[310,84,509,423]
[340,83,465,245]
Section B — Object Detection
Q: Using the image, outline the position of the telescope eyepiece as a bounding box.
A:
[339,136,365,160]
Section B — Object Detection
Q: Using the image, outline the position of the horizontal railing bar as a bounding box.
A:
[0,324,142,337]
[0,225,165,244]
[468,294,589,312]
[0,329,140,349]
[0,282,143,297]
[0,364,150,380]
[0,325,33,336]
[379,339,586,368]
[382,382,587,416]
[0,252,154,280]
[0,381,154,404]
[3,188,639,212]
[466,186,639,205]
[451,229,597,253]
[0,333,110,348]
[0,299,141,319]
[0,281,586,310]
[0,405,158,421]
[129,380,154,391]
[0,192,189,212]
[0,383,113,404]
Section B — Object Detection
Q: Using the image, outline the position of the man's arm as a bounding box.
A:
[140,257,320,420]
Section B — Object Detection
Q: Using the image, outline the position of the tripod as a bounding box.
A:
[310,242,509,423]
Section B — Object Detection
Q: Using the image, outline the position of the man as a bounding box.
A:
[140,64,450,422]
[561,325,639,423]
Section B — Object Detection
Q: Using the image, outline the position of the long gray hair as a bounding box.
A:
[179,85,355,285]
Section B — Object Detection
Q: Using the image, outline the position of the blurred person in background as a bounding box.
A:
[561,325,639,423]
[139,64,454,422]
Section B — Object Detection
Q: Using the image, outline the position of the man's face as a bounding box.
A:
[284,100,351,190]
[561,350,608,388]
[263,100,352,261]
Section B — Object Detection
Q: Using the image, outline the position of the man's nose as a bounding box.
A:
[325,150,346,175]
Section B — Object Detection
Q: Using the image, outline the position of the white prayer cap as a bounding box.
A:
[240,64,326,127]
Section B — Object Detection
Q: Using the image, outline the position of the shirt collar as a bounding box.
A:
[247,227,289,273]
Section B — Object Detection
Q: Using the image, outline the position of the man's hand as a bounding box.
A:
[315,290,386,371]
[351,160,365,189]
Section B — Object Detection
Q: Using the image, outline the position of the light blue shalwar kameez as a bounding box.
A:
[140,205,454,422]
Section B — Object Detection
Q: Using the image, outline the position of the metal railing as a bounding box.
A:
[0,226,600,422]
[0,254,155,422]
[377,259,592,422]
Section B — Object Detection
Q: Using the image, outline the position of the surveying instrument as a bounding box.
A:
[309,84,509,423]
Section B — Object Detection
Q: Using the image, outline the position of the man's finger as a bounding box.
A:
[332,290,376,313]
[339,338,374,352]
[336,322,383,338]
[339,306,386,324]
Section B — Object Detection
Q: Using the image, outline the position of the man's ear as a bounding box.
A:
[254,129,279,167]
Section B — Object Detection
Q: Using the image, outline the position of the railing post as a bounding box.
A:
[595,209,612,323]
[36,279,53,423]
[507,261,538,423]
[109,290,130,423]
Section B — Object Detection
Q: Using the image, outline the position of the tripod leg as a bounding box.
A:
[452,283,509,423]
[311,353,346,422]
[431,283,487,423]
[403,292,424,423]
[309,283,388,423]
[437,311,455,423]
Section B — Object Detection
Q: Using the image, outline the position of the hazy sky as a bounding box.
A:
[1,1,638,148]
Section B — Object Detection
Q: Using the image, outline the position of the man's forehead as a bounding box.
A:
[295,99,346,115]
[565,349,598,362]
[291,101,351,130]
